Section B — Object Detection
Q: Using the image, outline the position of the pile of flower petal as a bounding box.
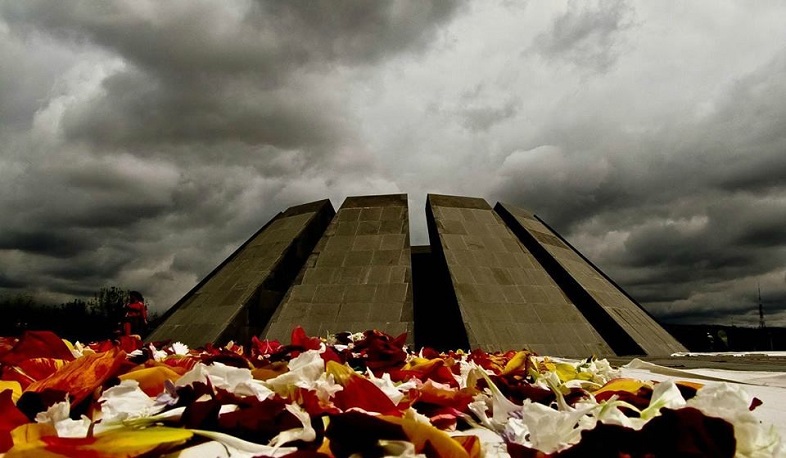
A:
[0,328,782,457]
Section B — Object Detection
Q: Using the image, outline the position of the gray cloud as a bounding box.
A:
[532,0,634,72]
[458,100,519,132]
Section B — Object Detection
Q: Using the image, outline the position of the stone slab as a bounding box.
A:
[147,200,334,347]
[427,194,614,356]
[262,194,414,343]
[495,202,686,356]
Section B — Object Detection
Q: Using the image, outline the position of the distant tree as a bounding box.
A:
[0,286,131,341]
[0,293,40,335]
[89,286,129,325]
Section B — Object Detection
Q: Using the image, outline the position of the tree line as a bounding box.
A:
[0,287,159,342]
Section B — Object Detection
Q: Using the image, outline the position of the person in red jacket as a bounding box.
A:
[123,291,148,336]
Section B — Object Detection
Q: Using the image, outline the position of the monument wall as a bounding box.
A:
[262,194,414,343]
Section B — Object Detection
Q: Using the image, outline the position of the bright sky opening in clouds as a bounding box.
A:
[1,0,785,327]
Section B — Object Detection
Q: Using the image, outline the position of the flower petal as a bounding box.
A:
[26,347,127,407]
[119,365,182,397]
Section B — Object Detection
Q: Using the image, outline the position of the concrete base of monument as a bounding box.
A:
[608,353,786,372]
[608,356,786,440]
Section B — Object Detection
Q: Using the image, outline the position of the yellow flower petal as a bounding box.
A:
[555,363,578,382]
[6,425,193,458]
[593,378,651,396]
[90,427,193,456]
[325,360,354,385]
[6,423,58,457]
[0,381,23,404]
[501,351,530,375]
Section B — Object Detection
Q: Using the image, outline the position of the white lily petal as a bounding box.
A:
[35,399,71,424]
[366,370,405,405]
[519,399,599,453]
[640,380,685,420]
[190,429,297,457]
[176,362,274,401]
[99,379,166,424]
[34,398,91,438]
[592,397,646,430]
[301,372,343,403]
[269,403,317,448]
[55,417,92,438]
[378,440,424,457]
[688,383,783,457]
[266,350,325,395]
[473,364,519,429]
[467,399,496,432]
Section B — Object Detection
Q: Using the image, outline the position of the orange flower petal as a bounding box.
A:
[16,358,67,383]
[26,348,127,407]
[118,366,182,397]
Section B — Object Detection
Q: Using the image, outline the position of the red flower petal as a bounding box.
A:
[0,331,74,366]
[0,390,29,453]
[290,327,322,351]
[333,375,401,417]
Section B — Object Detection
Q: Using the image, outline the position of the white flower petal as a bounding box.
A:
[190,429,297,457]
[266,350,325,395]
[99,379,165,424]
[640,380,685,420]
[171,341,189,355]
[54,417,92,438]
[176,362,274,401]
[688,383,783,457]
[34,398,91,438]
[35,399,71,424]
[366,370,408,405]
[269,403,317,448]
[519,399,598,453]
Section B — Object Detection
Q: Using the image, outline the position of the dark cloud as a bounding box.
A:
[532,0,634,72]
[3,1,462,151]
[0,230,95,258]
[7,1,460,73]
[59,70,347,150]
[0,1,458,309]
[0,272,26,290]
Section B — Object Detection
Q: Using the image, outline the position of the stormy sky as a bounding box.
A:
[1,1,785,327]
